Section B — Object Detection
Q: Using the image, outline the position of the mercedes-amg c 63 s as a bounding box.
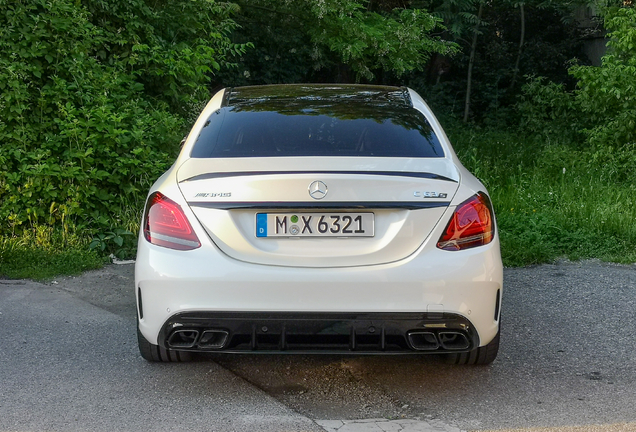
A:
[135,84,503,365]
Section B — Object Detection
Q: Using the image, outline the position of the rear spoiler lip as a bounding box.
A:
[188,201,450,210]
[181,170,457,183]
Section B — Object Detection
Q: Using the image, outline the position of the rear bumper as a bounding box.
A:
[159,312,478,354]
[135,232,503,351]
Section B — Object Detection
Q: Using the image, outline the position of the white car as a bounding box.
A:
[135,84,503,365]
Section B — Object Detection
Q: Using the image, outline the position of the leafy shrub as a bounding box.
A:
[518,6,636,188]
[81,0,249,114]
[449,125,636,267]
[89,228,136,260]
[216,0,455,86]
[407,3,587,125]
[0,0,247,240]
[569,7,636,149]
[517,77,583,145]
[519,7,636,147]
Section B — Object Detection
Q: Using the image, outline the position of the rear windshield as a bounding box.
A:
[190,106,444,158]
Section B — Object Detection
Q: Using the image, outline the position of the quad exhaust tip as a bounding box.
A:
[167,330,200,348]
[167,329,229,349]
[199,330,229,349]
[407,330,469,351]
[407,331,439,351]
[438,331,470,350]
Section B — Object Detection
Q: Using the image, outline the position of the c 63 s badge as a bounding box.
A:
[414,191,448,199]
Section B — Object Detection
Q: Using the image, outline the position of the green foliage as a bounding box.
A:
[568,6,636,148]
[306,2,455,81]
[224,0,455,84]
[517,77,583,143]
[447,123,636,266]
[417,0,484,37]
[519,6,636,182]
[82,0,250,114]
[407,2,587,124]
[0,228,105,280]
[215,2,324,86]
[0,0,246,241]
[89,228,135,259]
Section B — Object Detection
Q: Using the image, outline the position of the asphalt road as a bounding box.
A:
[0,267,321,432]
[1,260,635,431]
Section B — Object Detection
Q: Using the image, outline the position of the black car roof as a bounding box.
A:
[223,84,413,109]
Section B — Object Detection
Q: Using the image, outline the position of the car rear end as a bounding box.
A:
[135,85,503,361]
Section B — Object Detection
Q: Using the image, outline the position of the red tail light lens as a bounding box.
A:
[143,192,201,250]
[437,192,494,251]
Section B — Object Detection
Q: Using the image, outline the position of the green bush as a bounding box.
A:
[519,7,636,150]
[517,77,583,145]
[569,7,636,150]
[0,0,248,241]
[518,6,636,201]
[447,125,636,267]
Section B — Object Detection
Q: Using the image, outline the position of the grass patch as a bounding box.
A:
[0,230,107,281]
[447,124,636,266]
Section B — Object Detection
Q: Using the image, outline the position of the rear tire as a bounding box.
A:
[446,324,500,365]
[137,326,193,362]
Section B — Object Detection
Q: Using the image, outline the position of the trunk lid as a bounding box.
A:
[177,157,459,268]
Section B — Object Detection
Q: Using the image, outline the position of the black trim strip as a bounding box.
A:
[189,201,450,210]
[182,170,457,183]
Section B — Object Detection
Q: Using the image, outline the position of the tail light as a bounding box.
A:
[437,192,494,251]
[143,192,201,250]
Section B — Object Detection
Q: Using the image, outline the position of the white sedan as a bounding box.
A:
[135,84,503,365]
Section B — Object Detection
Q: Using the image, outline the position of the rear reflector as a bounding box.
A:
[143,192,201,250]
[437,192,494,251]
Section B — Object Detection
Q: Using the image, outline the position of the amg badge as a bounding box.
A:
[194,192,232,198]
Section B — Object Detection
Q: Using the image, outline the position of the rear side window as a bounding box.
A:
[191,107,444,158]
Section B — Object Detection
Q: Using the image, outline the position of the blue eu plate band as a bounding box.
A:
[256,213,268,237]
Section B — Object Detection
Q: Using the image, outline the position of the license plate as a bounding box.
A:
[256,213,374,238]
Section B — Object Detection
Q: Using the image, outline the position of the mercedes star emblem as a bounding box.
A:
[308,181,328,200]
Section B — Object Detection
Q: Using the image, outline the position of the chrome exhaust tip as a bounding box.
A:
[199,330,229,349]
[167,329,200,348]
[407,331,439,351]
[438,331,470,350]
